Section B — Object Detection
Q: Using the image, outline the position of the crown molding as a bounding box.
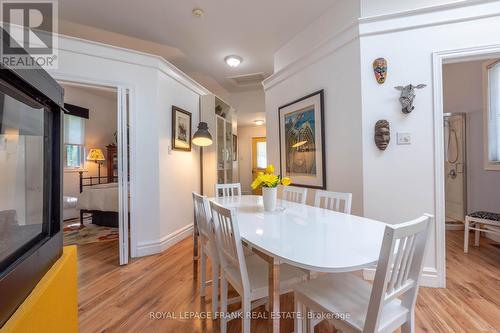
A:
[359,0,500,37]
[262,20,359,91]
[55,33,210,96]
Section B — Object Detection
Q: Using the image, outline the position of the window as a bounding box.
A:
[256,141,267,169]
[63,114,85,169]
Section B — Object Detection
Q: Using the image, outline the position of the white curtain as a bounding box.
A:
[488,62,500,162]
[63,114,85,145]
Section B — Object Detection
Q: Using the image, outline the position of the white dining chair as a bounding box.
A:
[294,215,431,333]
[282,185,308,204]
[210,201,307,333]
[192,192,219,313]
[215,183,242,198]
[314,190,352,214]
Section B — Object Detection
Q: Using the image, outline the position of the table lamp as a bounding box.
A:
[86,148,105,182]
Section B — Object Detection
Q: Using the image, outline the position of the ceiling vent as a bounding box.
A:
[226,72,268,87]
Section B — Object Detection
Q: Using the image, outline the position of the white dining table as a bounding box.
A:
[210,195,387,333]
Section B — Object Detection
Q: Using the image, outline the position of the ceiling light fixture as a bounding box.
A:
[192,8,204,18]
[254,120,265,126]
[225,55,243,68]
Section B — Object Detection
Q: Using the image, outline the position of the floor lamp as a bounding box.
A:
[191,121,212,274]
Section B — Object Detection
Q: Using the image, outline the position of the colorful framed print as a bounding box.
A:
[171,106,192,151]
[278,90,325,189]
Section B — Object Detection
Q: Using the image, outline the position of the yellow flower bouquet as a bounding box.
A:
[251,164,291,212]
[251,164,291,189]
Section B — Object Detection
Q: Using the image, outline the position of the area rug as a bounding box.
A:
[63,217,119,246]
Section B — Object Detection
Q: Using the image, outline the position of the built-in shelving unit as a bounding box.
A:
[200,95,238,196]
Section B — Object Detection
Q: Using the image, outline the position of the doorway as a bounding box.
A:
[433,45,500,287]
[444,113,467,230]
[251,137,267,195]
[59,81,130,265]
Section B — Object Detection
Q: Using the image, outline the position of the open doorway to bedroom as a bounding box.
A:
[59,81,130,265]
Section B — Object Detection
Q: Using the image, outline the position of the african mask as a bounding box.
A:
[394,84,426,114]
[375,120,390,151]
[372,58,387,84]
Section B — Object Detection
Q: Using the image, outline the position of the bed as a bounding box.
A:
[77,172,119,227]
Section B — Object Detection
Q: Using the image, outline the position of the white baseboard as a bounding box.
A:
[135,223,193,257]
[362,266,441,288]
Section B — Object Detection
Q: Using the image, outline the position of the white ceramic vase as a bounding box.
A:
[262,187,277,212]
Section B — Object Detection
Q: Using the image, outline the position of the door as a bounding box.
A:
[444,113,467,223]
[252,137,267,195]
[117,87,129,265]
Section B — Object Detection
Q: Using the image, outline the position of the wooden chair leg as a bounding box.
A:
[475,223,481,247]
[211,261,219,314]
[401,311,415,333]
[242,294,251,333]
[294,296,303,333]
[193,229,199,279]
[464,218,469,253]
[80,210,84,226]
[220,274,228,333]
[200,247,206,297]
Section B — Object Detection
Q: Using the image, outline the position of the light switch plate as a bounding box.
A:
[397,132,411,145]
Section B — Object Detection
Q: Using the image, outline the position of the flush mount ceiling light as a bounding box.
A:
[192,8,204,18]
[225,55,243,68]
[254,119,265,126]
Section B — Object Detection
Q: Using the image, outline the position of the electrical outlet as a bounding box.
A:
[397,132,411,145]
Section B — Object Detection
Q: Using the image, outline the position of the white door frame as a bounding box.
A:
[432,44,500,287]
[52,72,135,265]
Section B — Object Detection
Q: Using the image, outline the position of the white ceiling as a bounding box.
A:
[59,0,336,93]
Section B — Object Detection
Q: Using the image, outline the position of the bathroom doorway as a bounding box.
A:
[444,113,467,230]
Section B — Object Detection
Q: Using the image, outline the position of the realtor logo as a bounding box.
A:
[0,0,58,69]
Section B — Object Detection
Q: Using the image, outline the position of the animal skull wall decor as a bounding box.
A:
[394,84,426,114]
[374,120,390,151]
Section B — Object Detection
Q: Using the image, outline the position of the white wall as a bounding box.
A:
[265,0,500,287]
[361,0,468,17]
[49,34,208,257]
[264,38,364,214]
[61,85,117,219]
[359,1,500,285]
[274,0,360,72]
[229,89,266,127]
[237,125,266,193]
[157,69,201,241]
[443,60,500,213]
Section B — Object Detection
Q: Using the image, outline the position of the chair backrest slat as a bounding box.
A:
[282,185,307,204]
[364,215,431,332]
[192,192,213,240]
[215,183,242,198]
[314,190,352,214]
[210,200,250,290]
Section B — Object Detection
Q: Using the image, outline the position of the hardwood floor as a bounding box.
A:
[77,230,500,332]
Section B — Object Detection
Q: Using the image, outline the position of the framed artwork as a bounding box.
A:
[278,90,325,189]
[171,106,192,151]
[233,134,237,161]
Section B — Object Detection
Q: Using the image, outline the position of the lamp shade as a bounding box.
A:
[192,122,213,147]
[86,148,105,161]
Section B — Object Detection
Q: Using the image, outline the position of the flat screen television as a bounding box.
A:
[0,38,64,327]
